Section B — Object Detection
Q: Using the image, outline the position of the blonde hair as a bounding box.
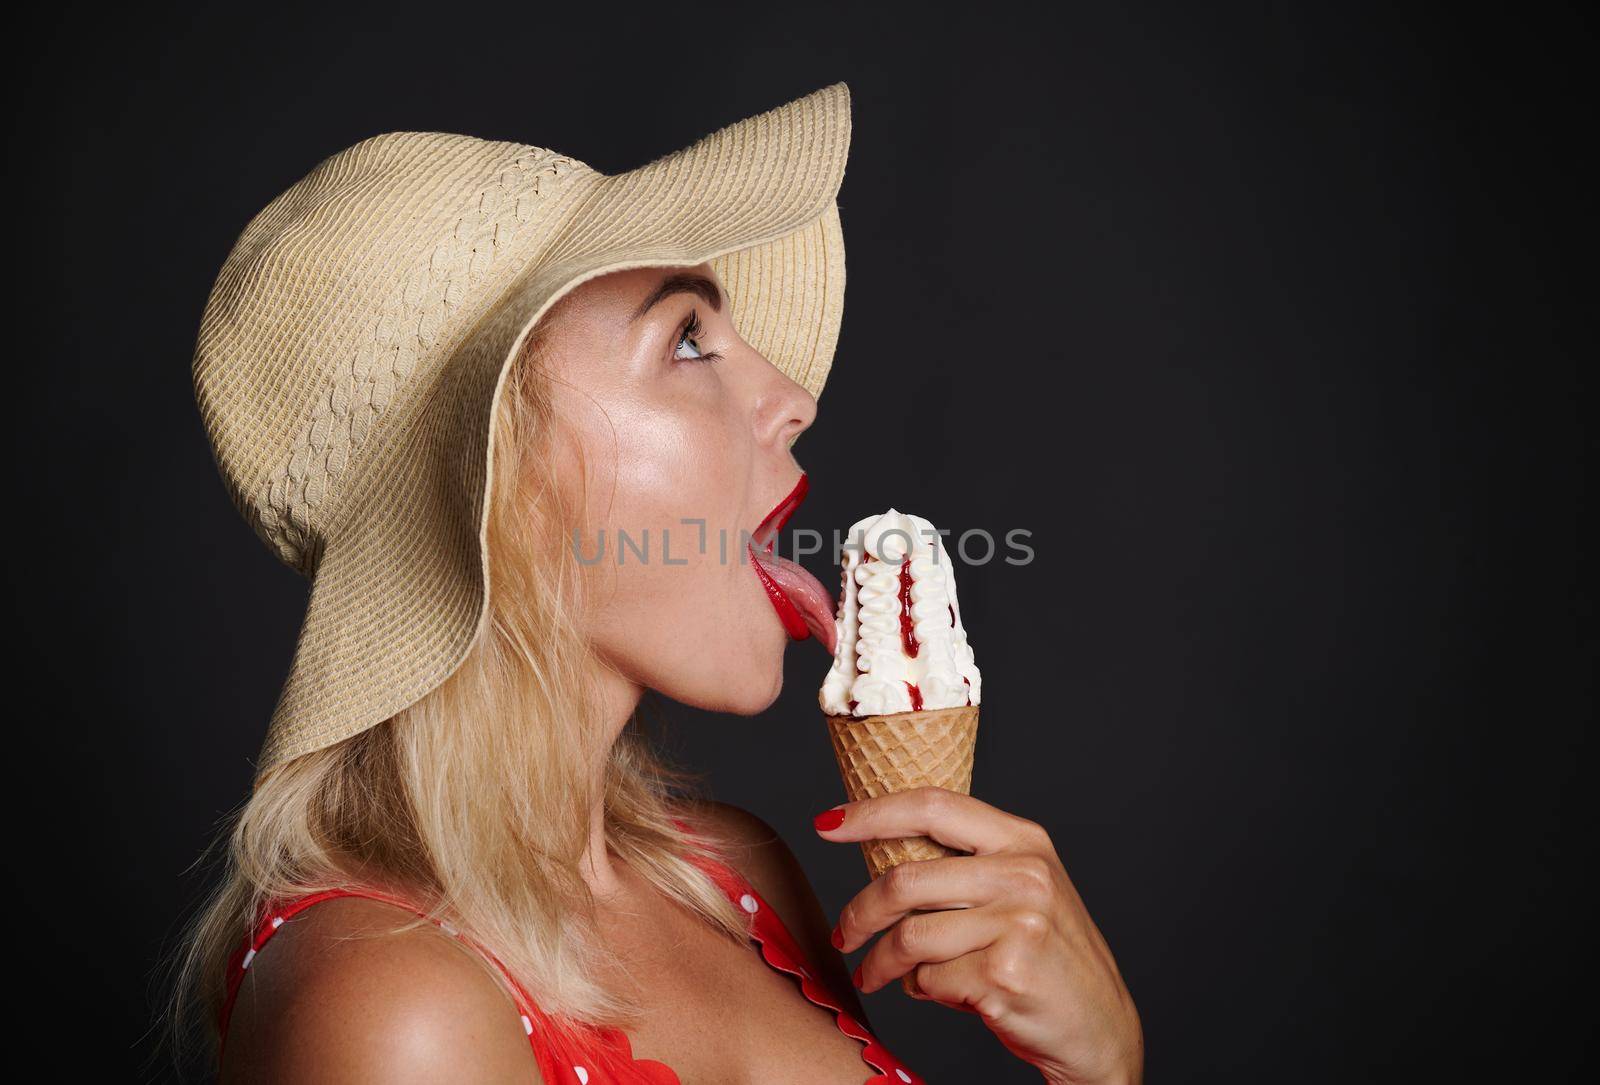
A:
[157,288,752,1076]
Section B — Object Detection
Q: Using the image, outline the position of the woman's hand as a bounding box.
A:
[815,786,1143,1085]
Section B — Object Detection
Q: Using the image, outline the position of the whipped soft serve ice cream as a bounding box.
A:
[820,509,982,717]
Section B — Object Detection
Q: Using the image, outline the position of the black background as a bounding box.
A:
[8,3,1585,1081]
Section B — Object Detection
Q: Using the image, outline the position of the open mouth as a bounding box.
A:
[751,473,808,552]
[747,473,838,654]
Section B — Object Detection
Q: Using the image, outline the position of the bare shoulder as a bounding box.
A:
[678,798,816,941]
[220,896,541,1084]
[680,798,785,866]
[678,798,869,1023]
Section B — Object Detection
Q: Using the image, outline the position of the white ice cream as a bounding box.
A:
[820,509,981,717]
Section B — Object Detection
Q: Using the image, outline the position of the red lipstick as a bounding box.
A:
[752,473,808,553]
[747,473,838,653]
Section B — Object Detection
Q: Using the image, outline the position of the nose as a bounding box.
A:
[756,360,818,453]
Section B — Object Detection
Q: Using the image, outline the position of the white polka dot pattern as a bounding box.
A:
[220,862,927,1083]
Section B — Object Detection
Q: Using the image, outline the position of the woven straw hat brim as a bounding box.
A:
[229,83,851,783]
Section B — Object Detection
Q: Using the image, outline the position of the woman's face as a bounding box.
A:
[539,263,835,715]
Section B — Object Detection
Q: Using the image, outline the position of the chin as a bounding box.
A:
[721,652,787,716]
[664,611,791,714]
[662,649,784,716]
[721,669,785,716]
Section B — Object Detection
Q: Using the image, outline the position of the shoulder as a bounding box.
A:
[681,798,782,859]
[676,799,869,1023]
[221,896,541,1084]
[677,798,797,904]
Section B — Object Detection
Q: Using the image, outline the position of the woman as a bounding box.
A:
[169,83,1142,1083]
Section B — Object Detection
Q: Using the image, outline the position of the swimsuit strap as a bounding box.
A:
[216,825,923,1083]
[216,885,565,1084]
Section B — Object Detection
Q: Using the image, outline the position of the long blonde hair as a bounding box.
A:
[158,288,752,1076]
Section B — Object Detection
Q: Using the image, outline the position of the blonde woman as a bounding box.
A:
[168,83,1143,1084]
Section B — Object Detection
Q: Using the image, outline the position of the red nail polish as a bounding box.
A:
[851,963,864,989]
[813,808,846,832]
[830,926,843,949]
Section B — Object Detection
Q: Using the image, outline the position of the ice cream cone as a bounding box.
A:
[824,703,979,997]
[824,703,980,876]
[820,509,984,997]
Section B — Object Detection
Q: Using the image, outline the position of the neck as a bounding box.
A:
[579,663,646,901]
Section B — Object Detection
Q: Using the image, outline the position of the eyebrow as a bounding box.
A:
[629,273,724,323]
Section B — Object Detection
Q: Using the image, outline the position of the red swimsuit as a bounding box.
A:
[217,848,925,1084]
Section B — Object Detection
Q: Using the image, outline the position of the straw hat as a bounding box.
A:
[192,82,851,785]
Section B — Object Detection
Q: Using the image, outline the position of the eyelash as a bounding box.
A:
[674,309,723,364]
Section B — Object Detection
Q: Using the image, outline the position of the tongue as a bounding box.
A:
[751,549,838,655]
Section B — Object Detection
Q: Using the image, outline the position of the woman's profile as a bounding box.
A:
[168,82,1143,1083]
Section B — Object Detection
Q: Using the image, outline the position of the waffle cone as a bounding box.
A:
[825,703,979,998]
[823,704,980,879]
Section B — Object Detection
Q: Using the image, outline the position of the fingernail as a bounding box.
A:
[851,963,864,989]
[830,925,843,949]
[813,808,846,832]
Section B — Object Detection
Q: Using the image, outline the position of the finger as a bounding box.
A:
[813,786,1046,857]
[834,852,1057,953]
[855,903,1017,994]
[904,928,1042,1016]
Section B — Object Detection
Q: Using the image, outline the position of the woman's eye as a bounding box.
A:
[674,310,723,364]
